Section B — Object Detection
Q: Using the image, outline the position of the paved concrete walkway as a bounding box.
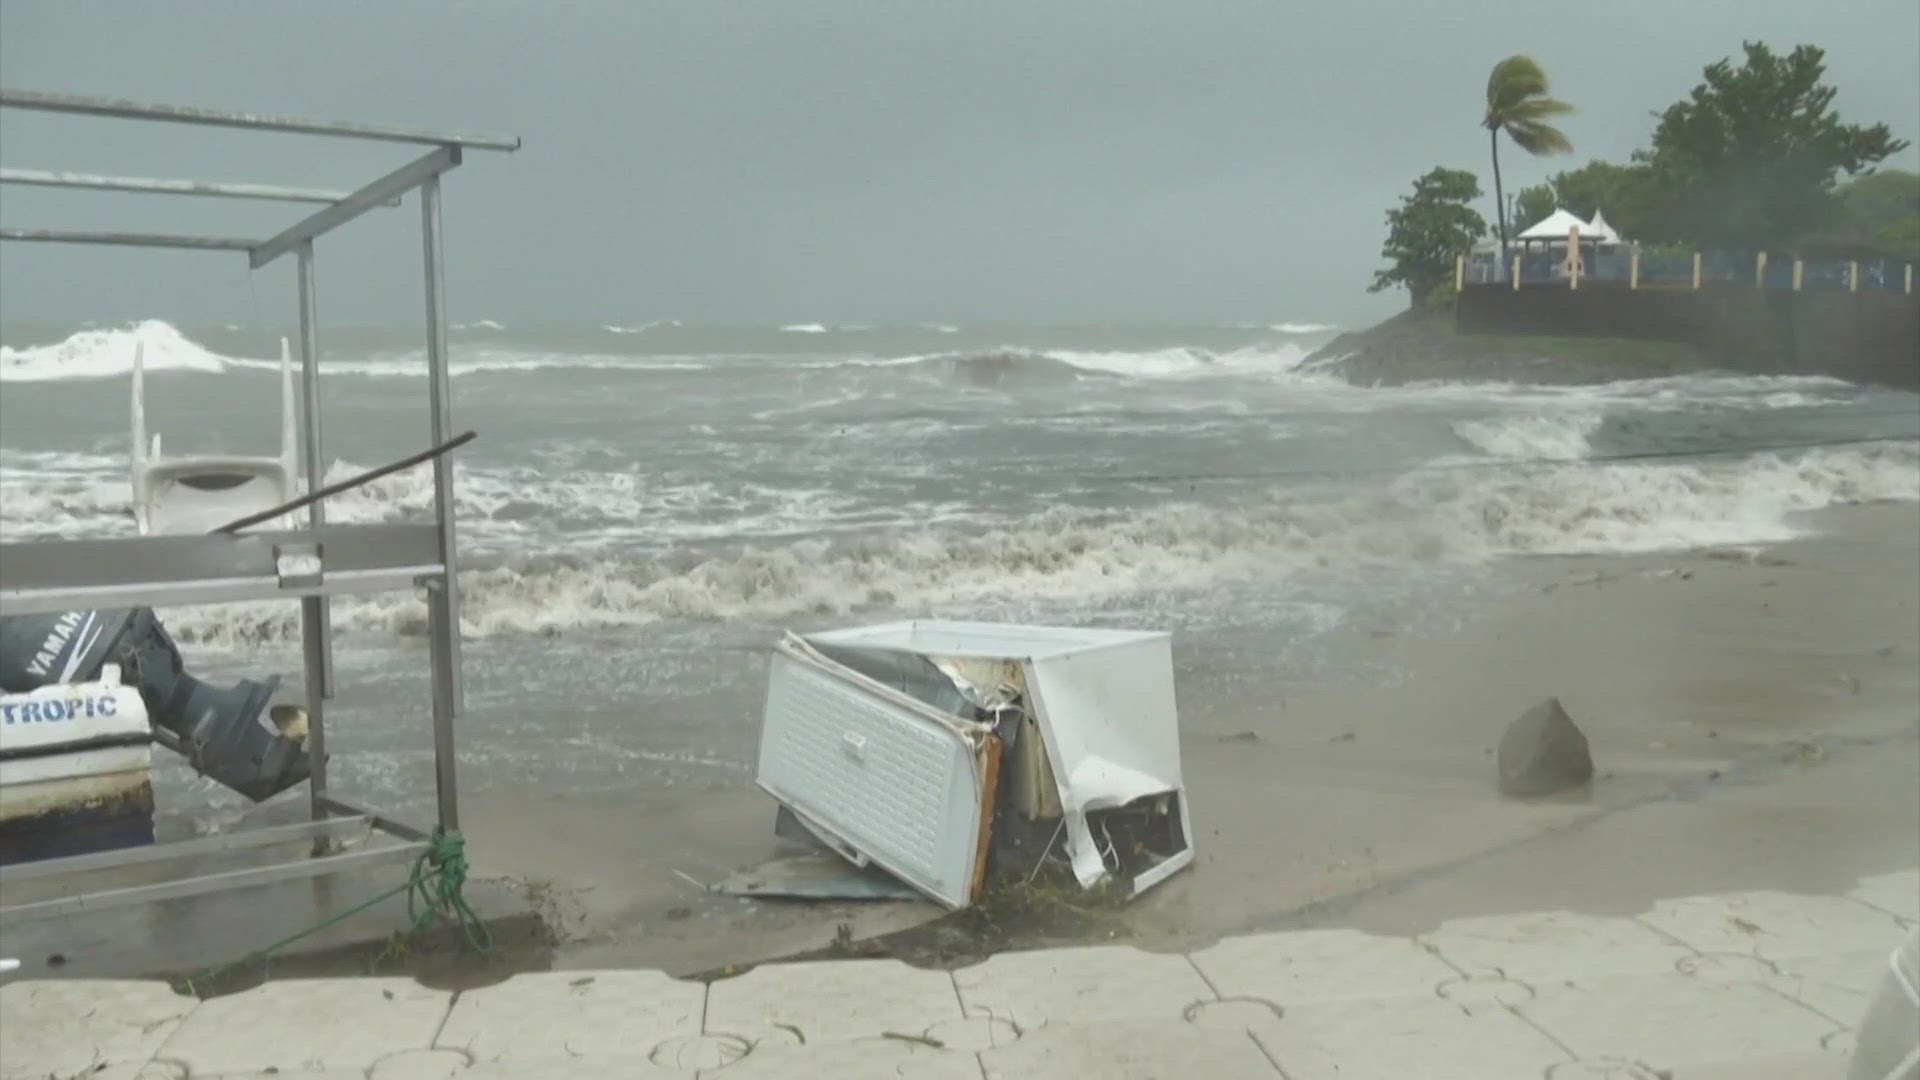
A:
[4,870,1913,1079]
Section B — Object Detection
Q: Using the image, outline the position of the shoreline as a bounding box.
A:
[437,499,1917,978]
[1304,307,1721,386]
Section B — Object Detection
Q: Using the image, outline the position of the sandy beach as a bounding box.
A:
[454,500,1918,976]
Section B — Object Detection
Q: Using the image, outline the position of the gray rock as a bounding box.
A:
[1497,698,1594,798]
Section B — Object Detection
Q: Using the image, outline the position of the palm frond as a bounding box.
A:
[1506,97,1574,120]
[1507,120,1573,156]
[1486,55,1550,112]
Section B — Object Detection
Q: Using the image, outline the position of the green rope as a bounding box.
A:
[178,827,492,995]
[404,828,493,954]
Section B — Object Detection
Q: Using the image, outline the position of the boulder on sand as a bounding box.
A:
[1497,698,1594,798]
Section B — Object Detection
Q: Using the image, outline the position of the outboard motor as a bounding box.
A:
[0,609,308,801]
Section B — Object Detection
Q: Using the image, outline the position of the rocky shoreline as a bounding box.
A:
[1305,308,1718,385]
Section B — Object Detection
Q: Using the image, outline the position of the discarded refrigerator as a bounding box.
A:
[754,620,1193,908]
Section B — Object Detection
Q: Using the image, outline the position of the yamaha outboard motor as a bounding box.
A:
[0,608,308,801]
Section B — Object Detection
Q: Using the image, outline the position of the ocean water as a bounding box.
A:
[4,319,1917,831]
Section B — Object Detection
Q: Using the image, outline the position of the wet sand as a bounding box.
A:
[458,501,1918,975]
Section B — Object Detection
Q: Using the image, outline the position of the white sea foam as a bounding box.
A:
[0,321,240,381]
[1270,322,1337,334]
[1451,413,1603,460]
[304,352,709,377]
[604,320,681,334]
[780,323,830,333]
[454,319,506,331]
[1044,346,1243,378]
[934,344,1316,380]
[128,439,1918,645]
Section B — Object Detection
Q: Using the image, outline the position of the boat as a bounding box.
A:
[131,337,301,535]
[0,339,314,866]
[0,666,155,864]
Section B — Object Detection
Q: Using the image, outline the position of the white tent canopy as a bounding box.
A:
[1516,207,1620,242]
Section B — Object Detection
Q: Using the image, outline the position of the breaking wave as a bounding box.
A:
[147,440,1919,646]
[1452,412,1604,460]
[0,320,237,381]
[886,344,1317,382]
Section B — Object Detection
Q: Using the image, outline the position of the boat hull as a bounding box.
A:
[0,765,155,866]
[0,680,155,866]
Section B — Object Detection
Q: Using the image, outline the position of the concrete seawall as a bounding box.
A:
[1457,284,1920,389]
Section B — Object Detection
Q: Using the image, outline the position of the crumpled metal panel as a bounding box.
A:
[756,640,988,908]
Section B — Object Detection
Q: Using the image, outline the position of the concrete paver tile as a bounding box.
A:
[437,970,702,1064]
[367,1047,478,1079]
[1847,869,1919,924]
[704,957,963,1046]
[954,944,1213,1030]
[1663,1048,1851,1079]
[1519,972,1837,1070]
[461,1056,685,1079]
[1256,994,1569,1079]
[1638,890,1909,961]
[154,978,449,1076]
[0,979,195,1080]
[1189,928,1458,1005]
[178,1072,363,1079]
[1762,949,1889,1027]
[1422,910,1694,983]
[705,1038,984,1079]
[981,1018,1280,1079]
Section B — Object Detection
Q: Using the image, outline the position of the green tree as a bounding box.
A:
[1513,160,1660,238]
[1483,55,1574,261]
[1513,183,1557,234]
[1638,42,1909,247]
[1370,167,1489,307]
[1836,169,1920,230]
[1837,169,1920,255]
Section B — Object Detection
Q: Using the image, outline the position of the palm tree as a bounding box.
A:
[1484,55,1573,264]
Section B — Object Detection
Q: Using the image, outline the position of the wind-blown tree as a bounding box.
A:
[1514,159,1660,238]
[1636,42,1909,247]
[1483,55,1574,260]
[1370,167,1488,308]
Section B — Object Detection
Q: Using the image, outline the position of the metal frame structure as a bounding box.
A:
[0,89,518,927]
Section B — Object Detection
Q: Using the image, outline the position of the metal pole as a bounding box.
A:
[0,167,391,205]
[1793,259,1804,291]
[1691,252,1703,290]
[420,174,463,833]
[1755,252,1767,289]
[1849,261,1860,293]
[295,243,333,698]
[295,242,332,832]
[1629,248,1640,290]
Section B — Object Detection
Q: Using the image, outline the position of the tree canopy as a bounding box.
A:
[1514,160,1659,239]
[1370,167,1488,307]
[1635,42,1908,247]
[1831,169,1920,257]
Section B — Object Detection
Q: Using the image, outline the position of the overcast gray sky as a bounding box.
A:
[2,1,1916,330]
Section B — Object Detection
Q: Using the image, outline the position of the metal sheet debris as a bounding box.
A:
[752,620,1194,909]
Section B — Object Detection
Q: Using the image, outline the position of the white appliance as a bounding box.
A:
[755,620,1193,908]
